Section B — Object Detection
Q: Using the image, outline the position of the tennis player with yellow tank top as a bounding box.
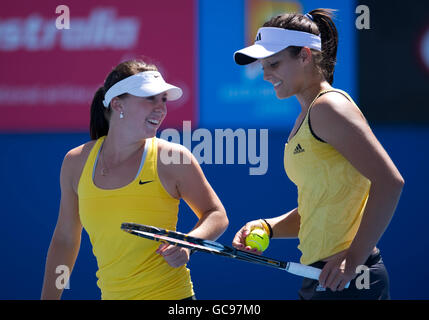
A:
[41,59,229,300]
[232,9,404,299]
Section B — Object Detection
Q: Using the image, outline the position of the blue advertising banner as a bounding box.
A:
[199,0,357,128]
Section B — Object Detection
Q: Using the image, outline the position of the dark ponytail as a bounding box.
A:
[308,9,338,84]
[263,8,338,84]
[89,59,158,140]
[90,86,109,140]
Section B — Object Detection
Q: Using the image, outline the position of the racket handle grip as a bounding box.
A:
[286,262,321,279]
[286,262,350,289]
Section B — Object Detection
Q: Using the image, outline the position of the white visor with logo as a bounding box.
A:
[234,27,322,65]
[103,71,183,108]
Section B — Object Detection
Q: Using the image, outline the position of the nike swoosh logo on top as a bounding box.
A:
[139,180,154,185]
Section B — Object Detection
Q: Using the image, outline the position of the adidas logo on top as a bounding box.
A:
[255,33,262,41]
[293,144,305,154]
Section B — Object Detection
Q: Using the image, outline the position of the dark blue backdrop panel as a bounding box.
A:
[0,127,426,299]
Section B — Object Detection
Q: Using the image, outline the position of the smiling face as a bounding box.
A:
[111,92,168,139]
[260,48,308,99]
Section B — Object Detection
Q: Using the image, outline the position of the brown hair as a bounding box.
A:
[263,8,338,84]
[89,59,158,139]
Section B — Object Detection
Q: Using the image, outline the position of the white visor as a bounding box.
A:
[102,71,183,108]
[234,27,322,65]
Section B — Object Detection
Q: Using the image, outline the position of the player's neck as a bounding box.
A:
[296,80,332,114]
[102,131,146,162]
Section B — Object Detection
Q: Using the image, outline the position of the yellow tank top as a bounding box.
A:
[77,136,194,300]
[284,89,371,265]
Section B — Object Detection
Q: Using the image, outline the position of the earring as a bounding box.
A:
[119,111,124,119]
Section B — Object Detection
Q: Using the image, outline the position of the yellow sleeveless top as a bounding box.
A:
[77,136,194,300]
[284,89,371,265]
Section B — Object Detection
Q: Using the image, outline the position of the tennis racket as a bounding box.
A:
[120,222,338,284]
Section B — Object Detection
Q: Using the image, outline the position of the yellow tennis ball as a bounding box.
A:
[245,228,269,251]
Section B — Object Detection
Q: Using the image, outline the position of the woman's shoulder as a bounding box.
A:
[65,140,98,163]
[156,137,193,162]
[316,88,354,106]
[309,89,370,144]
[156,137,189,152]
[156,137,195,173]
[312,88,363,120]
[61,139,99,178]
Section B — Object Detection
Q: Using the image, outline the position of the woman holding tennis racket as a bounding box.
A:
[41,59,228,300]
[231,9,404,299]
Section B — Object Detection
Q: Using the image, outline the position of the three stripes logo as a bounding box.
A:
[255,33,262,41]
[293,144,305,155]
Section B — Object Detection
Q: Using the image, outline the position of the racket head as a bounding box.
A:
[121,222,231,255]
[122,222,181,244]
